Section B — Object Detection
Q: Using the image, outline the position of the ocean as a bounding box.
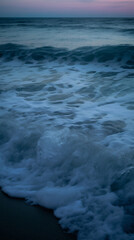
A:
[0,18,134,240]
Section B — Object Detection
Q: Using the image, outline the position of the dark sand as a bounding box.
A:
[0,191,76,240]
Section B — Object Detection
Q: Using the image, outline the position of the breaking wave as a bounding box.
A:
[0,31,134,239]
[0,126,134,240]
[0,43,134,68]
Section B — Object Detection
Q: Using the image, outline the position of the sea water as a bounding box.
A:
[0,18,134,240]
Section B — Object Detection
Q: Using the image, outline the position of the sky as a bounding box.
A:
[0,0,134,17]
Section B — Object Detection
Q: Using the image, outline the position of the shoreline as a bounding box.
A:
[0,190,76,240]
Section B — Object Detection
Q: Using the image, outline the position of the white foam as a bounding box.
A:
[0,59,134,240]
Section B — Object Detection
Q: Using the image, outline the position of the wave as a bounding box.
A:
[0,40,134,239]
[0,43,134,67]
[0,127,134,240]
[0,23,115,30]
[120,28,134,34]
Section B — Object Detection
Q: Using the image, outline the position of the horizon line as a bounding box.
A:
[0,16,134,18]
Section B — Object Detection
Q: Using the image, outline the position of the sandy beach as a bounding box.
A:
[0,191,76,240]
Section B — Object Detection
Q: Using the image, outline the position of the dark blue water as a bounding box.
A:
[0,18,134,240]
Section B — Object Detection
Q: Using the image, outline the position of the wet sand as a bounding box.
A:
[0,191,76,240]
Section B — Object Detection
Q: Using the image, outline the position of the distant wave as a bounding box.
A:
[0,43,134,68]
[0,23,115,30]
[120,28,134,34]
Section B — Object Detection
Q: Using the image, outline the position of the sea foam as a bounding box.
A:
[0,18,134,240]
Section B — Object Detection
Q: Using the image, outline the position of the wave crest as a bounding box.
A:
[0,43,134,67]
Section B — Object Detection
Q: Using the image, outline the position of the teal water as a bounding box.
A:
[0,18,134,240]
[0,18,134,48]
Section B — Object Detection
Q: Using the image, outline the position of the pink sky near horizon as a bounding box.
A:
[0,0,134,17]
